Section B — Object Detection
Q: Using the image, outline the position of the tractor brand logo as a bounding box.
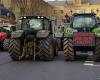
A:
[73,32,94,46]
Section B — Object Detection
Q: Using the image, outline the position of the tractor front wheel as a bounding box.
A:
[94,38,100,61]
[63,38,74,61]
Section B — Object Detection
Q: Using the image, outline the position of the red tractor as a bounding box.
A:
[0,24,16,50]
[0,26,10,50]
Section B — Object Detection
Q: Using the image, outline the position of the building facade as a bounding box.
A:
[11,0,53,20]
[1,0,100,26]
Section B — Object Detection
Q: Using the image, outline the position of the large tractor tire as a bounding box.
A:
[3,39,10,50]
[63,38,74,61]
[37,36,54,61]
[94,38,100,61]
[9,39,24,61]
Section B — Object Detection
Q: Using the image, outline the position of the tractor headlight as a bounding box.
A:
[37,16,40,18]
[24,17,26,19]
[41,16,44,18]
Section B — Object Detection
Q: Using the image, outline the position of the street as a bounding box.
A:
[0,51,100,80]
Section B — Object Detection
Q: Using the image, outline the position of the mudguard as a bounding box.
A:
[36,30,50,38]
[11,30,23,38]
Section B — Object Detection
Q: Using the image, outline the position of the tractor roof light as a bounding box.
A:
[37,16,40,19]
[41,16,44,19]
[24,17,26,19]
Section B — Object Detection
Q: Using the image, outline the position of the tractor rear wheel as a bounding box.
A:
[9,39,24,61]
[63,38,74,61]
[94,38,100,61]
[38,36,54,61]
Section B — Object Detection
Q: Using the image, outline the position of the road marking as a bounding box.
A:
[83,61,94,66]
[85,61,94,63]
[83,63,94,66]
[84,61,100,67]
[92,65,100,67]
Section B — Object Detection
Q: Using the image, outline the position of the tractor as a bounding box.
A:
[9,16,57,61]
[63,13,100,61]
[0,24,16,50]
[0,5,16,51]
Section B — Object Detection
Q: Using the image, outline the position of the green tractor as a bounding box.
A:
[63,13,100,61]
[9,16,57,61]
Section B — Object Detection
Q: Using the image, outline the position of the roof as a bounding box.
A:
[89,0,100,5]
[46,0,100,5]
[47,1,65,6]
[73,13,96,16]
[81,0,100,5]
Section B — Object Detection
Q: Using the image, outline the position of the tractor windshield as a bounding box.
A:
[17,19,42,30]
[29,19,42,30]
[73,16,96,28]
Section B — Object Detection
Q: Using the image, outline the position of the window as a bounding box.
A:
[73,16,96,28]
[60,10,64,14]
[53,10,57,14]
[29,19,42,30]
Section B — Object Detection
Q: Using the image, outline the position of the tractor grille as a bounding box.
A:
[73,32,95,46]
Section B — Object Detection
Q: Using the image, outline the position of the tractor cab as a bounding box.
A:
[9,16,57,61]
[17,16,51,33]
[71,13,97,32]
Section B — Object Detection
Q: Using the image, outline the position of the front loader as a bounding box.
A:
[9,16,57,61]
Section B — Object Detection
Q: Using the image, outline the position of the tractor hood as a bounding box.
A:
[12,30,23,38]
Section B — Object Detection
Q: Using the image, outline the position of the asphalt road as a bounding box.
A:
[0,51,100,80]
